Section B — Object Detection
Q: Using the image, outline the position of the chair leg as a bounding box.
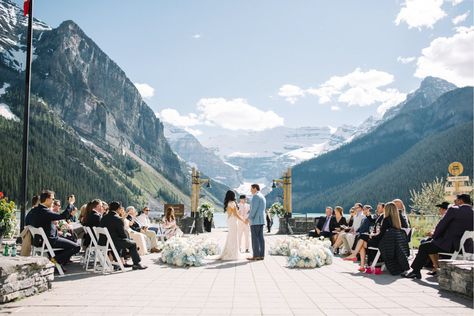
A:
[371,250,381,270]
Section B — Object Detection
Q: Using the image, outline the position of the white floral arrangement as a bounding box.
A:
[270,236,333,269]
[160,236,221,267]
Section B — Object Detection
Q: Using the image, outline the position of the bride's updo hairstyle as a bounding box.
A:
[224,190,236,212]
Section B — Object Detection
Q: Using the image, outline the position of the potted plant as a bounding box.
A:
[0,192,17,243]
[199,202,215,232]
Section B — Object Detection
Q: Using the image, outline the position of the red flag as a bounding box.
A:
[23,0,30,16]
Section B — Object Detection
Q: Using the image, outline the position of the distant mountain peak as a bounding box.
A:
[419,76,457,90]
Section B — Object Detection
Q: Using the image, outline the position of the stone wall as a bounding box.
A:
[278,217,316,234]
[438,259,473,299]
[0,256,54,304]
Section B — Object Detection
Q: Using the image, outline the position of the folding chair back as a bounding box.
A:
[27,225,64,275]
[93,226,125,273]
[155,223,166,241]
[439,230,474,260]
[83,226,101,271]
[459,231,474,260]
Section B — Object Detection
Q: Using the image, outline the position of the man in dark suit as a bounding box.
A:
[402,194,474,279]
[309,207,334,238]
[25,190,80,267]
[99,201,147,270]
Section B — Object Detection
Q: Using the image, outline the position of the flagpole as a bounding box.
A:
[20,0,34,231]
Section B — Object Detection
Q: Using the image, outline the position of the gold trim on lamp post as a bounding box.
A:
[191,167,211,217]
[272,168,292,216]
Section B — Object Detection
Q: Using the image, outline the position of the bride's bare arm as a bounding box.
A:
[229,202,246,223]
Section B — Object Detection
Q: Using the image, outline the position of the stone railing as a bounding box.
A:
[438,259,473,299]
[0,256,54,304]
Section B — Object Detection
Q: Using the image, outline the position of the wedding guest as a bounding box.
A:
[393,199,410,229]
[423,201,450,275]
[126,206,160,253]
[265,210,273,233]
[402,194,473,279]
[330,206,348,245]
[99,201,147,270]
[82,199,103,247]
[378,202,410,275]
[25,190,80,269]
[123,207,148,256]
[138,207,159,234]
[101,201,109,215]
[343,205,374,271]
[65,195,77,222]
[347,207,356,227]
[332,203,365,254]
[163,207,183,239]
[31,195,39,209]
[367,203,385,264]
[309,207,333,238]
[237,195,251,252]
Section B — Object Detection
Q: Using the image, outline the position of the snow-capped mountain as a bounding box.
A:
[199,125,358,184]
[164,123,243,188]
[0,0,50,71]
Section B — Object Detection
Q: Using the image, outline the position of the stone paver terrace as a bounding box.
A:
[1,229,472,316]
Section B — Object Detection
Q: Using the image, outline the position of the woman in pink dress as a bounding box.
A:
[163,207,183,240]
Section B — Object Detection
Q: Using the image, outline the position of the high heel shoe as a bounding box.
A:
[343,257,357,262]
[358,266,365,272]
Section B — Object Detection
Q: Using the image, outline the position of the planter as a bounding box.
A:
[203,217,213,232]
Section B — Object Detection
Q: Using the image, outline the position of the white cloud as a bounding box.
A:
[415,26,474,86]
[278,68,407,115]
[157,108,200,126]
[134,82,155,99]
[278,84,305,104]
[397,56,416,64]
[197,98,284,131]
[193,34,201,39]
[157,99,284,133]
[450,0,464,5]
[395,0,446,29]
[452,11,470,25]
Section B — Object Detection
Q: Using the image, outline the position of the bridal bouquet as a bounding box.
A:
[270,236,333,268]
[160,236,221,267]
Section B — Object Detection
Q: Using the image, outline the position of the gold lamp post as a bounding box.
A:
[272,168,292,216]
[191,167,211,218]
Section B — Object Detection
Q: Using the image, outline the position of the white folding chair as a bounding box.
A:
[93,227,125,273]
[27,225,65,275]
[439,231,474,260]
[154,223,166,241]
[83,226,105,271]
[368,247,385,271]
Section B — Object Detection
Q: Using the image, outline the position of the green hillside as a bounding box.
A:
[296,122,473,211]
[286,87,474,212]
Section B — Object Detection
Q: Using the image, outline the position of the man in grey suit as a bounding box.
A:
[248,184,266,260]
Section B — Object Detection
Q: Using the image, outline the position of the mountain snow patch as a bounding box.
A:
[0,83,10,96]
[0,103,19,121]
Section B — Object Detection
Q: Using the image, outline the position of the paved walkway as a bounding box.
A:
[1,230,472,315]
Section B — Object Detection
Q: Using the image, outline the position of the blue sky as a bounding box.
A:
[17,0,474,137]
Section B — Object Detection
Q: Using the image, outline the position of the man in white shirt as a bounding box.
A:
[237,195,251,253]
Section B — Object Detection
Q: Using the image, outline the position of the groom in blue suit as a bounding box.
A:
[248,184,266,260]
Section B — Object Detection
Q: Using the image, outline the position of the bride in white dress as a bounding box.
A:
[219,191,248,260]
